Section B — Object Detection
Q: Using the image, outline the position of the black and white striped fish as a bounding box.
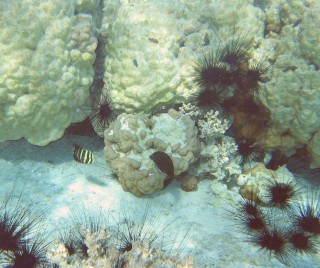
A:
[73,144,94,164]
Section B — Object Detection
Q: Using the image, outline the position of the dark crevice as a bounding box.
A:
[89,0,107,100]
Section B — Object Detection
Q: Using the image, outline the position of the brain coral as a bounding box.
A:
[0,0,97,145]
[254,0,320,167]
[101,0,265,114]
[104,109,200,196]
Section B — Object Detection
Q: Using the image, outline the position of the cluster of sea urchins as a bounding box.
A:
[192,32,270,165]
[50,202,194,267]
[0,191,194,268]
[0,192,51,268]
[231,177,319,264]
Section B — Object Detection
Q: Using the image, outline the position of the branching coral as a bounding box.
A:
[197,110,230,139]
[179,103,242,181]
[198,137,242,181]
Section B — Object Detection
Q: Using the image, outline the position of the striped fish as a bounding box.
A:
[73,144,94,164]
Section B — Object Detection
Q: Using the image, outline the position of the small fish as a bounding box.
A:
[293,18,302,28]
[148,37,159,44]
[149,151,174,188]
[73,144,94,164]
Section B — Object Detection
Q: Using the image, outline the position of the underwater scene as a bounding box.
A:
[0,0,319,267]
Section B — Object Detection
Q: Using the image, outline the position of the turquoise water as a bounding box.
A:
[0,1,319,267]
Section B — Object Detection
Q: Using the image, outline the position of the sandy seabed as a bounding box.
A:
[0,135,319,268]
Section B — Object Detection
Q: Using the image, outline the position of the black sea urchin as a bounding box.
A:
[235,137,264,165]
[287,229,318,255]
[219,32,254,69]
[0,188,52,268]
[192,86,219,111]
[89,93,118,136]
[113,200,191,262]
[191,51,236,112]
[289,189,320,235]
[232,192,267,233]
[114,203,167,253]
[249,224,291,263]
[0,190,48,254]
[266,151,289,171]
[192,85,233,112]
[246,59,269,89]
[58,207,109,259]
[264,176,298,210]
[2,237,51,268]
[193,51,236,93]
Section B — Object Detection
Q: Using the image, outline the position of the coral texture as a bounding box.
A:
[197,110,230,139]
[101,0,264,113]
[75,0,100,13]
[197,137,242,181]
[179,103,242,181]
[255,0,320,167]
[48,228,194,267]
[104,109,200,196]
[235,164,296,205]
[0,0,97,145]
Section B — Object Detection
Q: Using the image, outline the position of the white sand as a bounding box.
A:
[0,136,319,267]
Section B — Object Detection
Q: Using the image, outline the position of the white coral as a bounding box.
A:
[181,104,242,181]
[198,110,230,139]
[179,103,230,139]
[179,103,201,120]
[199,137,242,181]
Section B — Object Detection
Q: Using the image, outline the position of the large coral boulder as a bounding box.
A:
[101,0,264,114]
[0,0,98,145]
[104,109,200,196]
